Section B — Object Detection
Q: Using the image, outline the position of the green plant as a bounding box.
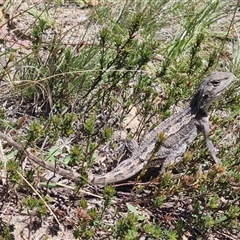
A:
[0,0,239,239]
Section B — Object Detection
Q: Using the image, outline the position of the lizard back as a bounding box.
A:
[89,105,197,184]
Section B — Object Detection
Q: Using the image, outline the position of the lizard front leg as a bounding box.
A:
[198,116,220,164]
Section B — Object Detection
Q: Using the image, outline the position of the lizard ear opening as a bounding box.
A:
[198,93,210,110]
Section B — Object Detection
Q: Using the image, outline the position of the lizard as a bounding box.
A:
[0,71,234,186]
[88,71,234,185]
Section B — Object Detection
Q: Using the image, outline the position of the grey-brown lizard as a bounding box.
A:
[88,71,234,185]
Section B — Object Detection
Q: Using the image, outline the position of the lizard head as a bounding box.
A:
[196,71,234,112]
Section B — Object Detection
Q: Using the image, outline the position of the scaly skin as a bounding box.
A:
[88,72,234,185]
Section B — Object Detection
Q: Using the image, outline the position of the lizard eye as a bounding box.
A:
[211,80,220,87]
